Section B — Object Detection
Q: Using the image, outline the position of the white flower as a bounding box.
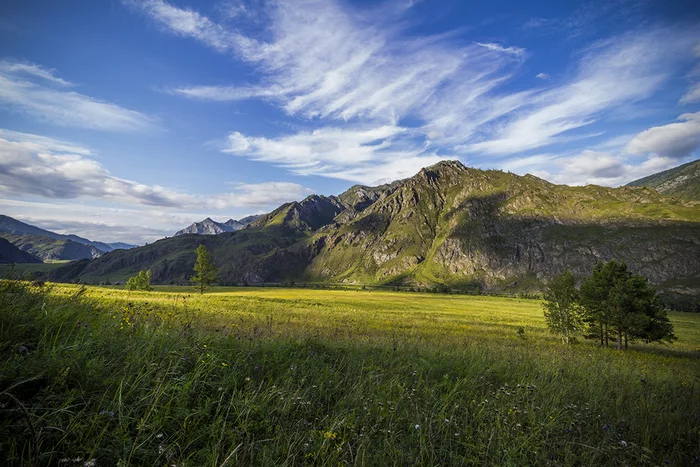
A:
[414,424,420,429]
[620,440,627,447]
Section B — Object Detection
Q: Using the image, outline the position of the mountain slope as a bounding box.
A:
[174,215,261,236]
[0,238,42,263]
[52,161,700,297]
[0,215,137,252]
[0,233,102,261]
[627,160,700,200]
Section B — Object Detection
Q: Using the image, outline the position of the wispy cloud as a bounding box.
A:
[0,129,312,209]
[0,61,157,132]
[223,124,447,184]
[474,42,526,57]
[0,61,73,86]
[135,1,698,185]
[144,0,524,125]
[467,29,696,155]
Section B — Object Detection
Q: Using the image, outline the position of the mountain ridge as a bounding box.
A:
[174,215,262,236]
[51,161,700,300]
[626,159,700,200]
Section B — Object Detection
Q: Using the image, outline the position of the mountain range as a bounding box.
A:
[49,160,700,301]
[174,215,261,236]
[0,215,137,262]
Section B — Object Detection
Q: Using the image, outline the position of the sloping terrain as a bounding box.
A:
[0,237,42,263]
[627,159,700,200]
[0,232,102,261]
[52,162,700,297]
[0,215,137,252]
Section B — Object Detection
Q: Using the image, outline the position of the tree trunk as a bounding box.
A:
[599,323,603,346]
[605,324,609,347]
[624,332,628,350]
[617,326,622,351]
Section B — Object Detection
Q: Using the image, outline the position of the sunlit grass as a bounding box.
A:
[1,282,699,465]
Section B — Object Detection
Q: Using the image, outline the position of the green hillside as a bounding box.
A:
[627,159,700,200]
[0,232,100,261]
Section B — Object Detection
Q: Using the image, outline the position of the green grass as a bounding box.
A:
[1,282,699,466]
[0,262,67,276]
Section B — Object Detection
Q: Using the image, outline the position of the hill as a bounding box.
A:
[627,159,700,200]
[0,237,42,263]
[0,232,102,261]
[52,161,700,297]
[174,215,261,236]
[0,215,137,252]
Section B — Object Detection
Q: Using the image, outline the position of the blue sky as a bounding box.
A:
[0,0,699,244]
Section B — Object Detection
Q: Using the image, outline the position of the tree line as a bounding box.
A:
[543,260,675,350]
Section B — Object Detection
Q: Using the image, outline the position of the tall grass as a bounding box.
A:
[1,282,698,465]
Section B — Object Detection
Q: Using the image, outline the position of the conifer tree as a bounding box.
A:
[191,244,218,294]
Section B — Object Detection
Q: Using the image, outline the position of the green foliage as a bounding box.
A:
[0,283,698,465]
[126,269,152,291]
[191,244,217,294]
[580,261,675,350]
[543,269,584,344]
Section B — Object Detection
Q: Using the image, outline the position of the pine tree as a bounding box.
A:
[191,244,218,294]
[580,260,674,350]
[542,269,584,344]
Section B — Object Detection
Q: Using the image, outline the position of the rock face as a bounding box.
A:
[627,159,700,200]
[174,216,261,236]
[54,161,700,299]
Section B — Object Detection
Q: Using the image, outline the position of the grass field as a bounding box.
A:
[1,282,699,465]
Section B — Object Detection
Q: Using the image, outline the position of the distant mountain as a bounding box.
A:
[0,237,41,264]
[0,233,102,261]
[0,215,137,254]
[627,160,700,200]
[53,161,700,301]
[174,215,261,236]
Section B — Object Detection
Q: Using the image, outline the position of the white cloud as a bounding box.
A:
[535,72,550,80]
[680,82,700,104]
[0,61,72,86]
[528,150,680,187]
[0,129,312,210]
[626,112,700,160]
[474,42,526,57]
[0,62,156,132]
[223,124,448,184]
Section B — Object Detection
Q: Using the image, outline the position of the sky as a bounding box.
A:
[0,0,699,244]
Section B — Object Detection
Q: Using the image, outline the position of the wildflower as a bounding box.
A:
[99,410,115,417]
[221,362,228,367]
[18,345,27,353]
[620,440,627,447]
[245,377,251,382]
[414,424,420,429]
[445,419,450,423]
[84,460,96,467]
[156,433,164,439]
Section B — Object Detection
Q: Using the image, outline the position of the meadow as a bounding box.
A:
[1,282,699,466]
